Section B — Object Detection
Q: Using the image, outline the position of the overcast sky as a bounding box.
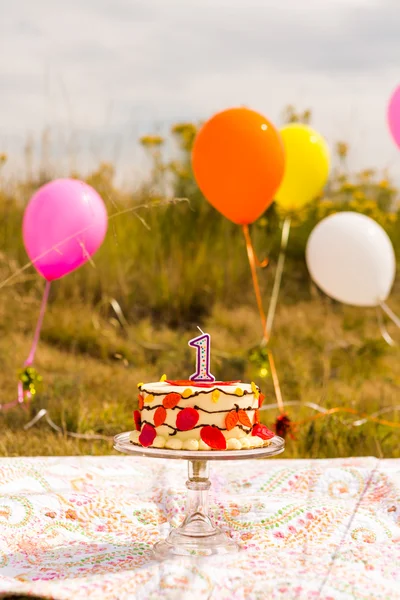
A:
[0,0,399,183]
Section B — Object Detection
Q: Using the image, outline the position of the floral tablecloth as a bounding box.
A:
[0,456,399,599]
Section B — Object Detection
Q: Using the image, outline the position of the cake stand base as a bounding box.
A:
[154,459,238,557]
[153,531,238,558]
[114,432,285,559]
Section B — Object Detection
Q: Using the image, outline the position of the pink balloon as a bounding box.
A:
[388,84,400,148]
[23,178,108,281]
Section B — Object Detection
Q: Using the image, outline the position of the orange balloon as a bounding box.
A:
[192,107,285,225]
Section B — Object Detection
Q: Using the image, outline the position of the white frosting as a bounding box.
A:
[141,381,254,395]
[155,425,170,437]
[251,435,263,447]
[130,430,140,443]
[227,438,242,450]
[152,436,166,448]
[136,380,268,451]
[140,382,258,443]
[225,426,249,440]
[239,437,250,449]
[165,438,183,450]
[131,428,270,451]
[199,439,210,450]
[183,439,199,450]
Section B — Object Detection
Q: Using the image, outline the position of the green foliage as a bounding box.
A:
[0,112,399,458]
[0,121,399,325]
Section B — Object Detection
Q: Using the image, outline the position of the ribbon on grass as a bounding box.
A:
[259,400,400,438]
[23,408,113,441]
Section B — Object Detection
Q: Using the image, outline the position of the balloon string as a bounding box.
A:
[16,382,25,406]
[17,280,51,404]
[294,406,400,429]
[266,348,285,414]
[380,301,400,329]
[242,224,267,333]
[25,280,51,366]
[265,217,291,338]
[242,224,285,414]
[241,224,269,269]
[376,307,396,346]
[254,256,269,268]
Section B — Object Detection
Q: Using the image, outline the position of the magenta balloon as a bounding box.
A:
[388,84,400,148]
[23,178,108,281]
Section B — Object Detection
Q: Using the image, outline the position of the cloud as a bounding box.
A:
[0,0,399,179]
[134,0,399,80]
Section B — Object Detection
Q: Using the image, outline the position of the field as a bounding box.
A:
[0,121,399,458]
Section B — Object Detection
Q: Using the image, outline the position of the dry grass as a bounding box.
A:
[1,286,399,458]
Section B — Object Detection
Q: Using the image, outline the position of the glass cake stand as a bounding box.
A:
[114,431,285,558]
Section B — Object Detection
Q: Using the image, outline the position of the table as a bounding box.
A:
[0,456,399,599]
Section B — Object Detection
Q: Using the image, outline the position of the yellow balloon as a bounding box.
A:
[275,124,330,211]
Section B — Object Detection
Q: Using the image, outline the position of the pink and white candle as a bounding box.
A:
[188,330,215,382]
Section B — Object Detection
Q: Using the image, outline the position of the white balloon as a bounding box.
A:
[306,212,396,307]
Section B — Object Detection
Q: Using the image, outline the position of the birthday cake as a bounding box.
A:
[130,332,275,451]
[130,379,275,451]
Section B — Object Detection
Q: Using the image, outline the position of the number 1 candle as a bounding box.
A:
[188,330,215,382]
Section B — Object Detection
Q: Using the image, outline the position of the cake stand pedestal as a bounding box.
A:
[114,432,285,558]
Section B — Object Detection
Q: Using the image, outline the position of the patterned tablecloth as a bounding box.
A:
[0,456,399,600]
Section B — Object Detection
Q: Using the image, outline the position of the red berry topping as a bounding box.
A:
[154,406,167,427]
[176,407,199,431]
[139,423,156,447]
[200,426,227,450]
[133,410,141,431]
[252,423,275,440]
[163,392,181,409]
[138,394,144,410]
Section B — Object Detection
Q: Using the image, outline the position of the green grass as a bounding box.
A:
[0,124,399,458]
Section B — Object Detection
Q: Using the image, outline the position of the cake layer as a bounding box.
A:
[132,380,273,451]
